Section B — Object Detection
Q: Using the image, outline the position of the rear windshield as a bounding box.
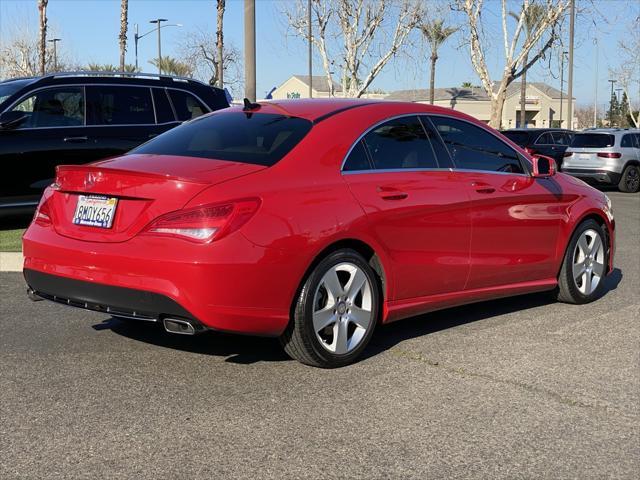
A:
[131,112,312,166]
[571,133,615,148]
[501,131,530,147]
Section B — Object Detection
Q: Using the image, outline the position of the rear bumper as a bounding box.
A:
[22,223,302,336]
[562,168,621,185]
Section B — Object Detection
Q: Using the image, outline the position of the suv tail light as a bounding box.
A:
[597,152,622,158]
[563,152,573,157]
[142,198,261,243]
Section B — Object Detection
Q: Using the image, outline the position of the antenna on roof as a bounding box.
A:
[243,98,260,111]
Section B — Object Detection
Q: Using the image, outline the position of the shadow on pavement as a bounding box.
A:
[94,268,622,364]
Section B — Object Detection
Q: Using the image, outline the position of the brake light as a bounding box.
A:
[563,152,573,157]
[597,152,622,158]
[33,198,52,226]
[142,198,261,243]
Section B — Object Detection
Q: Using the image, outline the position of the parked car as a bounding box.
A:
[0,72,229,216]
[562,129,640,193]
[23,99,615,367]
[500,128,574,169]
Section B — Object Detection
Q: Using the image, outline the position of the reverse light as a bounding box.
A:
[597,152,622,158]
[142,198,261,243]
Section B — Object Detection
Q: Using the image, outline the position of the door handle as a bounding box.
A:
[377,186,408,200]
[471,182,496,194]
[63,136,88,143]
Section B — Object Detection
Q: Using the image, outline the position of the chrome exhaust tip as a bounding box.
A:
[163,318,197,335]
[27,287,43,302]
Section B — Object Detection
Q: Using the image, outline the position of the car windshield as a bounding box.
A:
[0,79,32,105]
[131,112,313,166]
[501,131,530,147]
[571,133,615,148]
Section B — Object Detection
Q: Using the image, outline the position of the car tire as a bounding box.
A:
[280,249,380,368]
[618,164,640,193]
[556,219,608,304]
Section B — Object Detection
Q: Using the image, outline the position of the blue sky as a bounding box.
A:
[0,0,637,107]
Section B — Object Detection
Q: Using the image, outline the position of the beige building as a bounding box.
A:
[385,82,577,129]
[270,75,386,101]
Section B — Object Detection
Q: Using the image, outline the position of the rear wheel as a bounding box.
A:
[556,219,607,304]
[618,164,640,193]
[280,249,380,368]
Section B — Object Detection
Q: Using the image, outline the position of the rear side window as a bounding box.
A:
[535,132,554,145]
[571,134,615,148]
[501,131,530,147]
[152,88,175,123]
[88,86,154,125]
[11,87,84,128]
[430,116,524,174]
[168,90,208,121]
[343,141,372,171]
[553,132,571,145]
[620,134,637,148]
[131,112,312,166]
[362,116,439,170]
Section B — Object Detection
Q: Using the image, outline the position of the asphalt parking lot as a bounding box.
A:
[1,191,638,479]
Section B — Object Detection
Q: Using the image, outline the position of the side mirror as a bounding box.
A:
[532,154,556,178]
[0,110,28,130]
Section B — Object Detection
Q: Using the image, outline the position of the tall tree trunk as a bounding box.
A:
[490,83,510,129]
[38,0,48,75]
[520,53,528,128]
[429,54,437,105]
[119,0,128,71]
[216,0,225,88]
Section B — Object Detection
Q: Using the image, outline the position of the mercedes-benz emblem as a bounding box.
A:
[84,172,97,189]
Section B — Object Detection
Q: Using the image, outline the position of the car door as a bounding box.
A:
[430,115,569,290]
[342,115,472,301]
[551,131,572,168]
[0,85,95,205]
[86,85,168,159]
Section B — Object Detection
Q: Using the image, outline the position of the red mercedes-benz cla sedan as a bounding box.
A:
[23,99,615,367]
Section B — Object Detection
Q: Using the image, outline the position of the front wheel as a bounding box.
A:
[280,249,380,368]
[618,164,640,193]
[556,219,608,304]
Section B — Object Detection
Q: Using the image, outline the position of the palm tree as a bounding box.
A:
[38,0,48,75]
[419,19,457,104]
[510,2,545,128]
[149,57,193,77]
[119,0,128,71]
[86,63,138,73]
[216,0,226,88]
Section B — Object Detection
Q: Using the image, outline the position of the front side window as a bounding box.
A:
[11,87,84,128]
[168,90,208,121]
[88,86,154,125]
[362,116,439,170]
[131,112,312,167]
[430,116,524,174]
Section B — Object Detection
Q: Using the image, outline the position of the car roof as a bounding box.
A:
[225,98,480,124]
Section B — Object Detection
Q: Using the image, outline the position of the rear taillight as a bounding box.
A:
[597,152,622,158]
[563,152,573,157]
[142,198,261,243]
[33,198,52,226]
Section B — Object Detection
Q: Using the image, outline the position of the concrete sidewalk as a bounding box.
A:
[0,252,23,272]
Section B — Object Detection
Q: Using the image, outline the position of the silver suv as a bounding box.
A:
[563,129,640,192]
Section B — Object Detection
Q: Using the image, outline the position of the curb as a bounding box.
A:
[0,252,23,272]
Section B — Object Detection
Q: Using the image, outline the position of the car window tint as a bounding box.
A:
[88,86,154,125]
[570,134,615,148]
[168,90,208,121]
[152,88,175,123]
[420,116,454,168]
[501,131,530,147]
[535,132,554,145]
[363,116,439,170]
[635,134,640,148]
[552,132,570,145]
[131,112,312,167]
[430,116,524,174]
[343,141,372,171]
[11,87,84,128]
[621,134,634,148]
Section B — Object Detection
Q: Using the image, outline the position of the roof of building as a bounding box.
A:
[385,82,571,102]
[291,75,343,93]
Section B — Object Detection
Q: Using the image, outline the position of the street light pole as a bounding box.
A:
[559,51,567,127]
[308,0,312,98]
[593,37,598,128]
[48,38,61,72]
[134,23,139,71]
[566,0,575,129]
[608,79,616,127]
[244,0,256,102]
[149,18,168,74]
[134,22,181,74]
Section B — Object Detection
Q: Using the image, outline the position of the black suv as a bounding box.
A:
[0,72,229,216]
[500,128,574,170]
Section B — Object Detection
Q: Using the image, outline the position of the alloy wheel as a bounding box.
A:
[626,167,640,192]
[312,262,373,355]
[572,228,605,296]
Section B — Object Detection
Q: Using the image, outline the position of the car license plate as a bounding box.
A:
[578,153,592,160]
[72,195,118,228]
